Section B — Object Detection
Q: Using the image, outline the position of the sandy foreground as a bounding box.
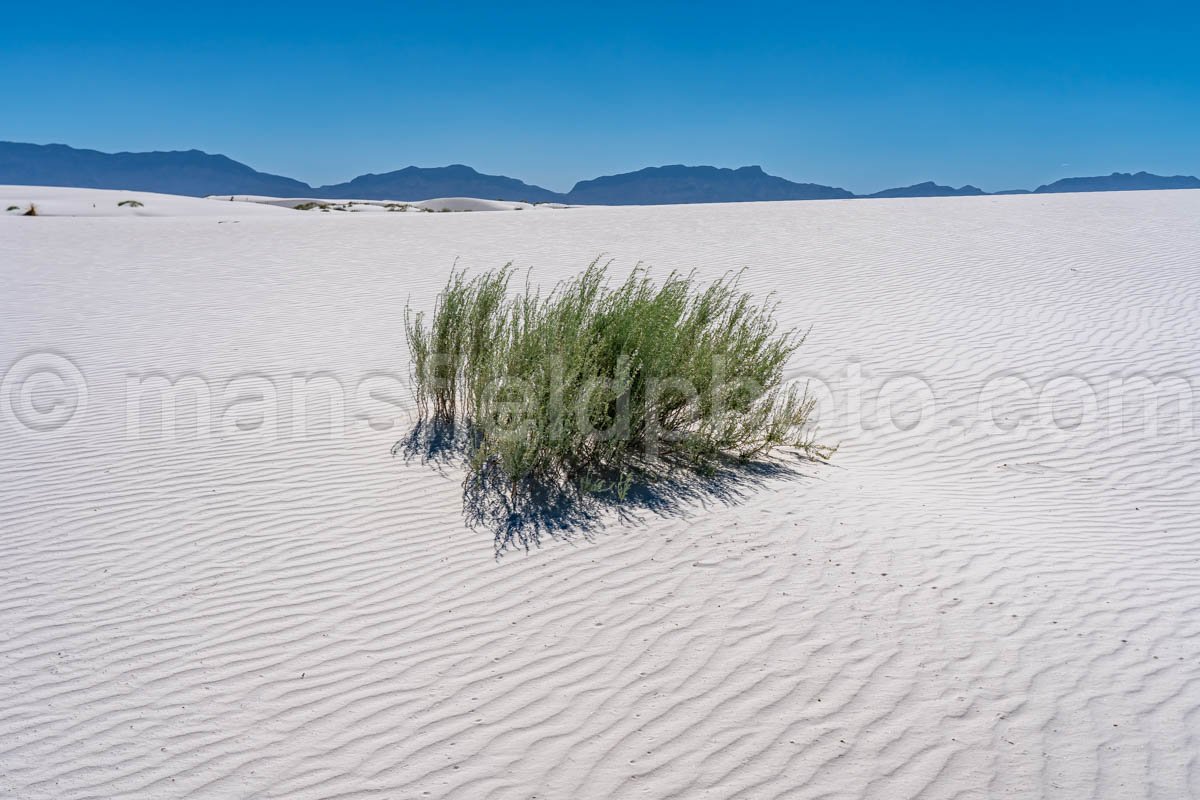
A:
[1,188,1198,799]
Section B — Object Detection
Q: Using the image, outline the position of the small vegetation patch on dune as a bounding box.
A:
[405,260,830,504]
[117,199,144,208]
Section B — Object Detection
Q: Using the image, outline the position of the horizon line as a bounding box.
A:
[4,139,1198,198]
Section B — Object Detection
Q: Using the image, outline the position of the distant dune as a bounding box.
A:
[0,186,572,216]
[0,185,295,217]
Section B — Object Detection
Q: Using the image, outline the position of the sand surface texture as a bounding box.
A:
[2,189,1198,798]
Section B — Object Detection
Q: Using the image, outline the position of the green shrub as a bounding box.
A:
[405,260,829,501]
[6,205,19,212]
[117,199,144,208]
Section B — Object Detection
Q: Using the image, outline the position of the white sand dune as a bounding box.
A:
[1,186,297,217]
[212,195,572,212]
[1,190,1198,798]
[1,186,562,218]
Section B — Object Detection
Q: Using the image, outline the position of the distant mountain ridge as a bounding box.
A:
[316,164,566,203]
[565,165,854,205]
[0,141,309,197]
[867,181,985,199]
[1034,171,1200,194]
[2,141,1198,205]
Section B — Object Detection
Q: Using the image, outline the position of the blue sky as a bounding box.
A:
[3,1,1197,193]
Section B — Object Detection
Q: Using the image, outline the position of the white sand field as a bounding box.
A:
[210,196,572,213]
[1,188,1198,798]
[1,186,296,218]
[0,187,562,217]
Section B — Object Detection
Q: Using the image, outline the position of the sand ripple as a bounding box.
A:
[2,190,1198,798]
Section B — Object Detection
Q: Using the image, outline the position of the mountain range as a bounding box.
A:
[3,141,1199,205]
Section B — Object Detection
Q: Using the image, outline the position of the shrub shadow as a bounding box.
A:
[393,417,474,472]
[396,419,820,553]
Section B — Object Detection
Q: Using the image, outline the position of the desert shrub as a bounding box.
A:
[405,260,829,499]
[293,201,329,211]
[22,203,37,216]
[117,199,144,208]
[6,205,19,212]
